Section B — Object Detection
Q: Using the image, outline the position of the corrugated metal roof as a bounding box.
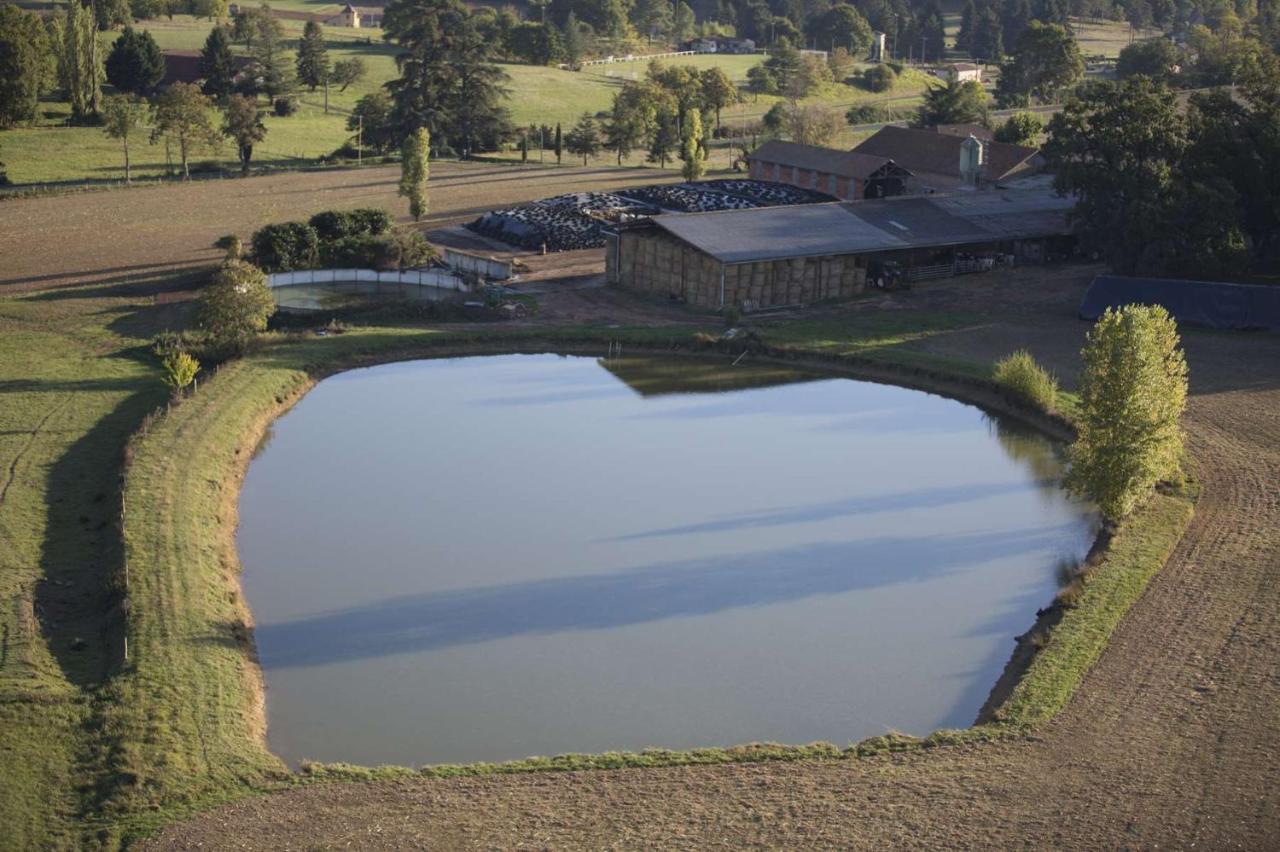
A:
[647,189,1073,263]
[653,203,910,263]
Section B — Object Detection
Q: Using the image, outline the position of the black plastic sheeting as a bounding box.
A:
[1080,275,1280,332]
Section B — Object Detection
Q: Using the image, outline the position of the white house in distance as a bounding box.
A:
[947,62,983,83]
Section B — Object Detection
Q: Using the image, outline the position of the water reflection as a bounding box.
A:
[257,524,1077,669]
[237,354,1097,767]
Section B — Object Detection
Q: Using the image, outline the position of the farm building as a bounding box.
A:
[686,36,757,53]
[746,140,912,201]
[853,126,1043,191]
[607,189,1075,309]
[947,62,983,83]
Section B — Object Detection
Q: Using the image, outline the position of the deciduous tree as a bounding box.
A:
[348,91,396,153]
[331,57,366,91]
[102,93,152,182]
[699,66,738,130]
[222,93,266,173]
[153,81,220,179]
[1068,305,1188,522]
[399,125,430,220]
[994,111,1042,145]
[680,108,705,180]
[198,260,276,353]
[0,5,54,128]
[63,0,105,121]
[996,22,1083,107]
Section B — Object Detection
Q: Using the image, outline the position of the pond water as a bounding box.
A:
[238,354,1095,768]
[271,282,459,312]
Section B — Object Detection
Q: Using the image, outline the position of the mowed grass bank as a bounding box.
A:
[0,288,174,849]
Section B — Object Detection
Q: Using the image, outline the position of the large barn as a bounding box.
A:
[746,140,912,201]
[853,126,1043,191]
[606,189,1075,309]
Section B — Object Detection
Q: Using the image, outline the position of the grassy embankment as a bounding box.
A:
[1,274,1194,847]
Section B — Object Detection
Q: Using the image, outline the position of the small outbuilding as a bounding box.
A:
[947,62,983,83]
[747,140,912,201]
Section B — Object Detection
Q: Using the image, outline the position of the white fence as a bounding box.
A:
[266,268,468,291]
[576,50,696,67]
[442,248,513,281]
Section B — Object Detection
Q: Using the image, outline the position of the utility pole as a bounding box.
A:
[357,115,363,167]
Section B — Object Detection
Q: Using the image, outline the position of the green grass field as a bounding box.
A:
[0,13,936,185]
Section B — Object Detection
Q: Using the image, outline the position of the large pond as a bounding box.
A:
[238,354,1095,768]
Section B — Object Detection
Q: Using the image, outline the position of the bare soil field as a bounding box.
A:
[0,162,676,294]
[146,269,1280,848]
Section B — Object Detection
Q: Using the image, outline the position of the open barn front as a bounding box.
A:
[609,190,1078,309]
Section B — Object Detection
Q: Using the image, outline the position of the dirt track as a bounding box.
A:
[146,272,1280,849]
[5,165,1277,849]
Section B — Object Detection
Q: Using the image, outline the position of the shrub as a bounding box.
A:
[862,64,897,93]
[382,230,436,270]
[322,234,389,269]
[251,222,319,272]
[1066,305,1188,522]
[151,330,186,358]
[160,350,200,392]
[993,350,1059,413]
[198,260,277,353]
[273,96,299,117]
[846,103,916,125]
[214,234,242,259]
[308,208,392,241]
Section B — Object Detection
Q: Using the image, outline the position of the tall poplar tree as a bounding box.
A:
[64,1,104,122]
[399,126,430,221]
[680,108,705,181]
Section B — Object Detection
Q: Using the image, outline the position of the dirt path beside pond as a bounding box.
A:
[146,270,1280,849]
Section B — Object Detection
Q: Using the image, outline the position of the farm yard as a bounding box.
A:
[1,145,1279,848]
[466,178,830,252]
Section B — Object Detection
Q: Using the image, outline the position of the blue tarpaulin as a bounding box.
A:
[1080,275,1280,332]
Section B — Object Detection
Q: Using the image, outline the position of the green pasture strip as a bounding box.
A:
[0,288,171,850]
[994,489,1196,728]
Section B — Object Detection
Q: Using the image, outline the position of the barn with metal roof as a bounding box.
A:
[606,189,1076,309]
